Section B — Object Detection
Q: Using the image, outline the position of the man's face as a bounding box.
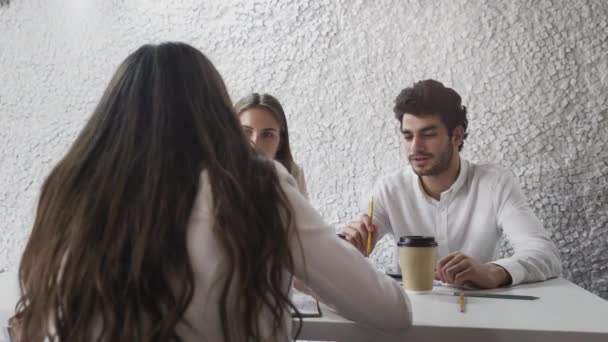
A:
[400,114,456,176]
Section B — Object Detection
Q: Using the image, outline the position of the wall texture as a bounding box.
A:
[1,0,607,298]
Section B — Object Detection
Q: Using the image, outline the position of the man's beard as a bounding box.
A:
[409,143,454,176]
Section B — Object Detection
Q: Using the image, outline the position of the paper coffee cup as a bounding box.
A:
[398,236,438,293]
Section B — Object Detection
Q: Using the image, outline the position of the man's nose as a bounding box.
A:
[411,135,425,153]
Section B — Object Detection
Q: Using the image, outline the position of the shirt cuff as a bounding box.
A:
[490,258,526,286]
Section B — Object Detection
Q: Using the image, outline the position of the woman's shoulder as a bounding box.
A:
[290,162,303,176]
[273,160,300,190]
[288,162,308,198]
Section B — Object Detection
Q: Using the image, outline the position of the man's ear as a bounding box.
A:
[452,126,465,147]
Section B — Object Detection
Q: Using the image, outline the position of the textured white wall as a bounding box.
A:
[1,0,607,298]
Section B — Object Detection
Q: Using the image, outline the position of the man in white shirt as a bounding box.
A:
[342,79,561,289]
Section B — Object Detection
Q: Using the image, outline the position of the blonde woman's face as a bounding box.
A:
[240,107,281,159]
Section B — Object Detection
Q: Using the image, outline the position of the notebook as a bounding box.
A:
[0,325,12,342]
[290,288,322,318]
[386,272,477,289]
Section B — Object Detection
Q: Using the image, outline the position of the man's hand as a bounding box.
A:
[341,214,378,256]
[434,252,512,289]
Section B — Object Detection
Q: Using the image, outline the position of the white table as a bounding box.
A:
[296,278,608,342]
[2,273,608,342]
[0,272,19,342]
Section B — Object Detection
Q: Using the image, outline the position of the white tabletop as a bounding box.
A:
[297,277,608,342]
[0,272,19,342]
[2,272,608,342]
[0,273,19,320]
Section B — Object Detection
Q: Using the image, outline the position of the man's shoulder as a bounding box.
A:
[467,161,516,188]
[469,162,511,177]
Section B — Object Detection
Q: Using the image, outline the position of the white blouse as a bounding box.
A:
[290,162,308,199]
[178,162,412,341]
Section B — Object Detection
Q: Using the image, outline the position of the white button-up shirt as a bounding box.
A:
[369,158,562,285]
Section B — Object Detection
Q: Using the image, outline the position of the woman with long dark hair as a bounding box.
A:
[13,42,411,341]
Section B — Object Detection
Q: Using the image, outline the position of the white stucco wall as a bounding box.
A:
[1,0,607,298]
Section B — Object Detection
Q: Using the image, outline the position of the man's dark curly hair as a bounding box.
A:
[393,79,468,151]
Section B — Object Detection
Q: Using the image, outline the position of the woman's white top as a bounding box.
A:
[290,162,308,199]
[177,162,412,341]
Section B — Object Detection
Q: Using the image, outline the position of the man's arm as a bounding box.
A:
[435,169,561,289]
[490,171,562,285]
[435,251,513,288]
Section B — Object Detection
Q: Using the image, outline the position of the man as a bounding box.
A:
[343,79,561,289]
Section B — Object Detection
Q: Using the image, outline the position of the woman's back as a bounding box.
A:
[179,168,292,341]
[180,164,412,341]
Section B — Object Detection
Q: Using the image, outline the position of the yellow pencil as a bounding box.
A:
[366,197,374,257]
[459,292,465,313]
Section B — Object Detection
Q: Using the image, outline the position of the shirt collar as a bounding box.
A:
[412,158,469,202]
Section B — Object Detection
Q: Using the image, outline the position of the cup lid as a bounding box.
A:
[397,235,438,247]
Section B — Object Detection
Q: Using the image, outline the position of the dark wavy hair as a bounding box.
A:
[393,79,469,151]
[234,93,296,174]
[14,42,299,342]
